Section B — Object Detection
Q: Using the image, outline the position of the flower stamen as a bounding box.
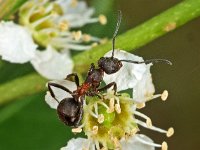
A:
[72,127,82,133]
[135,134,166,149]
[92,126,98,135]
[136,119,174,137]
[98,114,104,124]
[134,111,152,127]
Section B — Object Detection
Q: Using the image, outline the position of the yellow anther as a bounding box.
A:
[161,90,168,101]
[71,0,78,7]
[59,20,69,31]
[72,31,82,41]
[130,127,138,135]
[72,127,82,133]
[136,102,146,109]
[99,14,107,25]
[162,141,168,150]
[167,127,174,137]
[82,34,91,42]
[92,126,98,135]
[115,104,121,114]
[98,114,104,124]
[146,118,152,128]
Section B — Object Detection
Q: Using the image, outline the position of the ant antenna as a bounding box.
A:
[111,10,122,58]
[120,58,172,65]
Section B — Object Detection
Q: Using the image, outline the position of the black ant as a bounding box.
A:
[47,10,172,128]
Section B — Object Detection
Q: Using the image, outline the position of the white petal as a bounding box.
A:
[132,64,155,103]
[45,79,77,109]
[0,21,37,63]
[61,138,91,150]
[56,0,94,28]
[121,134,155,150]
[31,46,74,79]
[103,50,147,91]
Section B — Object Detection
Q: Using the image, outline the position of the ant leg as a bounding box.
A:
[48,82,73,103]
[98,82,117,94]
[65,73,80,87]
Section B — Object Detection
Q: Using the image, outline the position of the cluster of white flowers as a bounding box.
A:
[45,50,174,150]
[0,0,106,79]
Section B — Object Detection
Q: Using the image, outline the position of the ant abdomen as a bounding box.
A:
[57,98,82,127]
[98,57,122,74]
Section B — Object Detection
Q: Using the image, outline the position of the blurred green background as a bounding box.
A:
[0,0,200,149]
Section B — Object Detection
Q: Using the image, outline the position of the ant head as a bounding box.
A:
[98,57,122,74]
[57,97,82,127]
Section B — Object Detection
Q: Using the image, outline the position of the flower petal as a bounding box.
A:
[31,46,74,80]
[132,64,155,103]
[121,134,155,150]
[61,138,92,150]
[103,50,147,91]
[0,21,37,63]
[56,0,94,28]
[45,79,77,109]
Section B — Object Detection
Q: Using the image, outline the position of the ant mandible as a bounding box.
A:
[47,10,172,128]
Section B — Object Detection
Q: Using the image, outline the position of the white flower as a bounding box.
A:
[45,79,77,109]
[55,0,99,28]
[19,0,106,50]
[120,134,155,150]
[0,21,37,63]
[61,138,92,150]
[132,63,155,103]
[61,134,156,150]
[31,46,74,80]
[103,50,155,103]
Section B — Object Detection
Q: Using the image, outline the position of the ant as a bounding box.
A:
[47,10,172,128]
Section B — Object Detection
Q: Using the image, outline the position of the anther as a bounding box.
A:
[130,127,138,136]
[136,102,146,109]
[161,90,168,101]
[98,114,105,124]
[72,31,82,41]
[162,141,168,150]
[115,104,121,114]
[107,98,115,113]
[72,127,82,133]
[92,126,99,135]
[70,0,77,7]
[59,20,69,31]
[146,118,152,128]
[166,127,174,137]
[83,34,91,42]
[99,15,107,25]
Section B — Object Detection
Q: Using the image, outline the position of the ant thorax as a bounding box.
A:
[85,66,104,88]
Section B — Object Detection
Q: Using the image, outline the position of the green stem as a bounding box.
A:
[74,0,200,73]
[0,73,47,105]
[0,0,200,104]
